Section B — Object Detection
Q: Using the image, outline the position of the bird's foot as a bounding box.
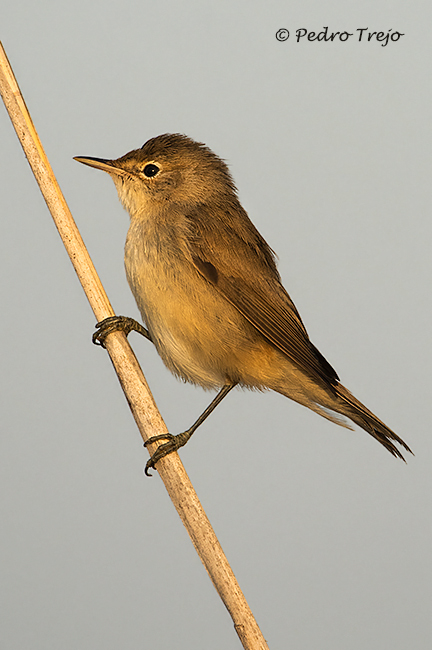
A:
[92,315,151,347]
[144,430,192,476]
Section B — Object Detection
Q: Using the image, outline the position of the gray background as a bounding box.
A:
[1,2,431,649]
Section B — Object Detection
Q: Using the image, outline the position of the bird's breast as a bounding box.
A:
[124,215,242,386]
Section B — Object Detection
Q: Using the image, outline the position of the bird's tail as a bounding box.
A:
[324,383,413,460]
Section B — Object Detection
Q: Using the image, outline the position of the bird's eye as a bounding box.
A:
[143,163,160,177]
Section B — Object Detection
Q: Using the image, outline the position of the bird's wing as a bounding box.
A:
[188,210,339,389]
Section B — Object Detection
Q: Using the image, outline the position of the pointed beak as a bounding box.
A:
[73,156,129,177]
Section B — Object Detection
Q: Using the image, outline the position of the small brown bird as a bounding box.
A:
[75,134,412,474]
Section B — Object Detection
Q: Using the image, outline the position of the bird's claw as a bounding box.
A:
[144,432,190,476]
[92,316,150,347]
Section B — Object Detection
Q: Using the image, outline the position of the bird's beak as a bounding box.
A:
[73,156,129,177]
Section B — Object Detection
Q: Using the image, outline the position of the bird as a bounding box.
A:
[74,133,412,474]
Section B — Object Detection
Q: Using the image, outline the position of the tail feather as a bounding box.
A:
[333,383,413,460]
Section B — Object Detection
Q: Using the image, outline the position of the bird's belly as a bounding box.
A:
[143,285,230,387]
[125,244,277,389]
[123,217,305,392]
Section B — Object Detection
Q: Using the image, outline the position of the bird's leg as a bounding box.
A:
[92,315,152,347]
[144,383,236,476]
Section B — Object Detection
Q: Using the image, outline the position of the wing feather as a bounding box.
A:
[188,205,339,389]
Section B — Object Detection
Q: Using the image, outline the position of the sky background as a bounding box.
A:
[1,2,431,649]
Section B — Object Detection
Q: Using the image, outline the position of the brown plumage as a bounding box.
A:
[75,134,412,466]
